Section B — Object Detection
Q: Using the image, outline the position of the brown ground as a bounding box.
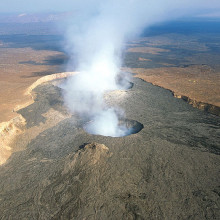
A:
[127,46,170,54]
[0,47,64,123]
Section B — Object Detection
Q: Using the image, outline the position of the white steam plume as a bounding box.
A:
[63,0,220,136]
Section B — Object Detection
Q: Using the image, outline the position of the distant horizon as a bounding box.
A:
[0,0,220,17]
[0,10,220,21]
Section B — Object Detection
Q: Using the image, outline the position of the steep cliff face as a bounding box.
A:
[173,92,220,116]
[0,115,26,165]
[24,72,77,97]
[127,65,220,116]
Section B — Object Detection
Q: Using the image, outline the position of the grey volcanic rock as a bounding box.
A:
[36,142,111,219]
[0,78,220,219]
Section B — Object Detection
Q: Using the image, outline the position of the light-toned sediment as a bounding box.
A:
[0,71,77,165]
[0,115,26,165]
[127,46,170,54]
[25,71,78,96]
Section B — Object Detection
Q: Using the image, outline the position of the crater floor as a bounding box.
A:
[0,77,219,219]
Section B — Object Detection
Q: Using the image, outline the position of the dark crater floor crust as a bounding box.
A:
[0,77,219,219]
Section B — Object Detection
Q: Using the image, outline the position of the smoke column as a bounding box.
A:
[63,0,220,136]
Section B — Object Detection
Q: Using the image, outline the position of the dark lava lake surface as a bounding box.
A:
[0,77,220,219]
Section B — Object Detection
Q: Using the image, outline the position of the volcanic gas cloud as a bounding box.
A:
[63,0,219,136]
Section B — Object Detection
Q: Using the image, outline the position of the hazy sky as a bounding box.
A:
[0,0,81,13]
[0,0,220,14]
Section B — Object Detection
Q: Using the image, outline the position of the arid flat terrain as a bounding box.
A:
[0,21,70,123]
[0,46,65,122]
